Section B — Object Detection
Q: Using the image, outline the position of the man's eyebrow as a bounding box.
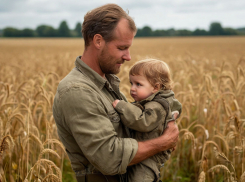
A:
[117,45,130,48]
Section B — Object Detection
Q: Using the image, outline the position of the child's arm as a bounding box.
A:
[113,100,168,132]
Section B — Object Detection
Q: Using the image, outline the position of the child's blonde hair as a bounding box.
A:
[129,59,173,90]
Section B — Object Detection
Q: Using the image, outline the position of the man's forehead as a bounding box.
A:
[113,18,135,41]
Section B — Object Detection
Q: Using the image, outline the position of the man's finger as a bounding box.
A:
[172,112,179,120]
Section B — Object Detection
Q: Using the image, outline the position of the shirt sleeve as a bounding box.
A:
[59,86,138,175]
[114,100,166,132]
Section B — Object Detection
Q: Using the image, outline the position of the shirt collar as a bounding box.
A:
[138,90,174,104]
[75,56,121,90]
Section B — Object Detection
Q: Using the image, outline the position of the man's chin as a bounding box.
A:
[104,68,120,75]
[113,69,120,75]
[112,66,121,75]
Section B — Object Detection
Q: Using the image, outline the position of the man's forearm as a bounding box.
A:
[129,138,162,165]
[129,121,179,166]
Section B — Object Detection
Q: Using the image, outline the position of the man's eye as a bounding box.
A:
[118,47,127,50]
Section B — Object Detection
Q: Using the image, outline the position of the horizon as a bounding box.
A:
[0,21,244,31]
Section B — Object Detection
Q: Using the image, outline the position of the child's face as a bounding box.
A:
[129,74,158,101]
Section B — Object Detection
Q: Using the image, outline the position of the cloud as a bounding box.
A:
[0,0,244,30]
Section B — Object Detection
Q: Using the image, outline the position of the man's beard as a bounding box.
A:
[98,47,124,75]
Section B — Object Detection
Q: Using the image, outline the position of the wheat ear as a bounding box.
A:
[198,171,205,182]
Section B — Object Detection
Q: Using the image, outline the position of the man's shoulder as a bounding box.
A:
[57,68,94,95]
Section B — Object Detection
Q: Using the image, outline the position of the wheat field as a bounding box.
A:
[0,37,245,182]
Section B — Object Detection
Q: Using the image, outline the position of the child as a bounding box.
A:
[112,58,182,182]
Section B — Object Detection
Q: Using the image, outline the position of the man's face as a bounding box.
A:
[98,18,135,75]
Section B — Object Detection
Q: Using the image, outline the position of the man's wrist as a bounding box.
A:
[129,137,164,166]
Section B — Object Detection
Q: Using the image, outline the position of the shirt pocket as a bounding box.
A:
[107,110,120,123]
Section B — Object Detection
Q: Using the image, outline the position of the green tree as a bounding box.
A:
[166,28,176,36]
[153,29,168,37]
[192,29,208,36]
[36,25,47,37]
[135,28,143,37]
[58,20,70,37]
[21,28,35,37]
[3,27,21,37]
[36,25,57,37]
[177,29,192,36]
[74,22,82,37]
[141,26,153,36]
[45,26,57,37]
[209,22,224,35]
[236,27,245,35]
[223,28,238,35]
[136,26,153,37]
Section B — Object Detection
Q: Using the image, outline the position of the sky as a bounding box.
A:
[0,0,245,31]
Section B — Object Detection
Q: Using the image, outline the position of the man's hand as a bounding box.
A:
[112,100,120,108]
[159,111,179,150]
[160,121,179,150]
[129,113,179,166]
[172,111,179,120]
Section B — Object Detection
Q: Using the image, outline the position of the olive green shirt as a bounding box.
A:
[52,56,138,175]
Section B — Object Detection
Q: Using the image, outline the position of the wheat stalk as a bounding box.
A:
[213,135,229,156]
[24,158,62,181]
[43,174,61,182]
[241,171,245,182]
[208,164,231,174]
[193,124,207,138]
[219,71,236,88]
[0,135,14,155]
[38,149,60,160]
[43,139,66,153]
[198,171,206,182]
[202,141,219,158]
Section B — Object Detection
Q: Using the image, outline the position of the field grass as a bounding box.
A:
[0,37,245,182]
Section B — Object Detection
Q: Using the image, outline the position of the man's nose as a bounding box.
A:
[122,50,131,61]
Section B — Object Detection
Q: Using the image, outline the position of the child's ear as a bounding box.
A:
[153,83,161,93]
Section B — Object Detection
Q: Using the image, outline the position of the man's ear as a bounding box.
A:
[93,34,105,49]
[153,83,161,93]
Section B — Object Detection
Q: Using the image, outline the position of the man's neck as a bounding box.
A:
[81,48,106,79]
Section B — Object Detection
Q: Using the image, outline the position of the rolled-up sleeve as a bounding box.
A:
[115,100,166,132]
[59,86,138,175]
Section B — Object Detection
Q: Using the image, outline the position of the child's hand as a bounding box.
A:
[112,100,120,108]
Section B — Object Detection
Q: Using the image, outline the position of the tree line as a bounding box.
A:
[1,21,244,37]
[1,21,82,37]
[137,23,244,37]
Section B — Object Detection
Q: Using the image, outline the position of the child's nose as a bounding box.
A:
[130,85,136,91]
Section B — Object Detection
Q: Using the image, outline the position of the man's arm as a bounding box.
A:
[58,87,138,175]
[129,116,179,165]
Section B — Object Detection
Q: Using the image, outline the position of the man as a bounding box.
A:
[53,4,179,182]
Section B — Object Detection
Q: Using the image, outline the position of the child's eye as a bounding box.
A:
[136,83,141,86]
